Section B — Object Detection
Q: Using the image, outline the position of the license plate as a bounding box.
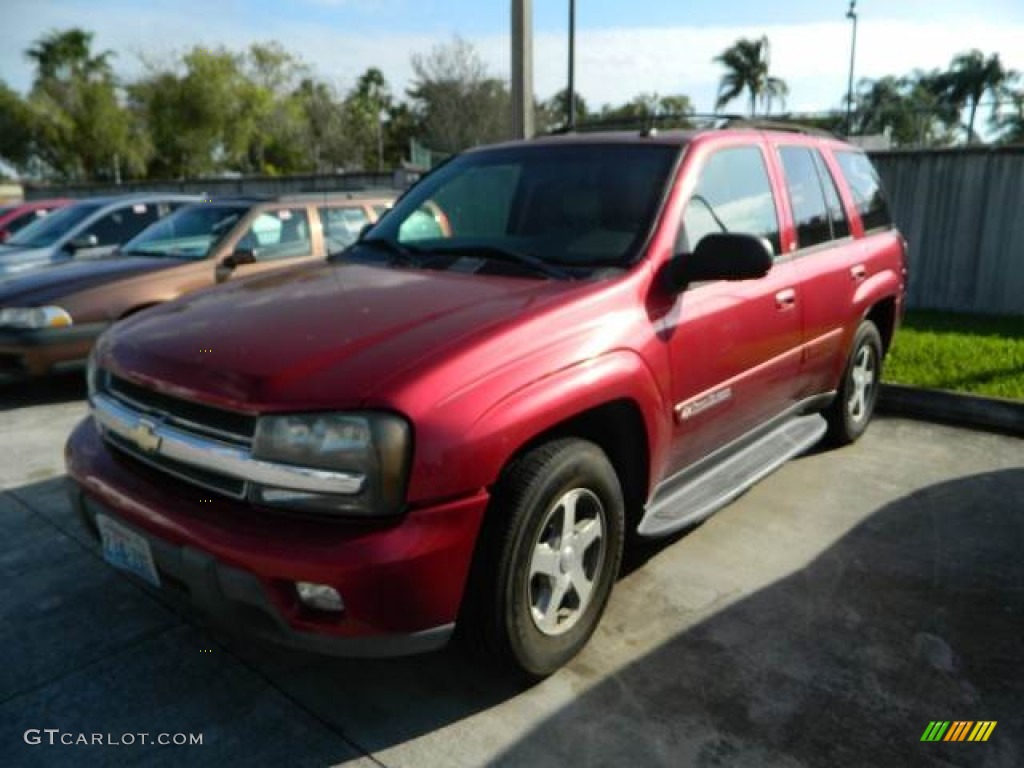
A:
[96,514,161,588]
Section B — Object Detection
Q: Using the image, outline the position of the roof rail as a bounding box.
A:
[720,118,837,138]
[544,113,838,139]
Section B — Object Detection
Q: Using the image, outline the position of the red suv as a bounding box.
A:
[66,125,906,677]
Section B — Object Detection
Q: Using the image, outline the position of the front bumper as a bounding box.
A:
[0,322,106,380]
[65,417,489,657]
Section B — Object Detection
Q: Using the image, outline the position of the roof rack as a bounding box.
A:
[546,113,837,139]
[719,118,836,138]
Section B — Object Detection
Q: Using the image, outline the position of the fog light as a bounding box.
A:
[295,582,344,613]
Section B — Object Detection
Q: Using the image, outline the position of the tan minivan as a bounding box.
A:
[0,191,394,380]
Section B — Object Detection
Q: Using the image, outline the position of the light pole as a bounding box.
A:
[567,0,576,130]
[511,0,535,139]
[377,108,389,173]
[845,0,858,136]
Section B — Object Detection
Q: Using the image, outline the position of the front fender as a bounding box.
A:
[406,349,671,504]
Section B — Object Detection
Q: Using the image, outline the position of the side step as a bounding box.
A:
[637,413,828,538]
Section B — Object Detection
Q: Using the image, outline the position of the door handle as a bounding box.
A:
[851,265,867,282]
[775,288,796,310]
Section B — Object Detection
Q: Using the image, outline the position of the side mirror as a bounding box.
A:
[667,233,774,292]
[68,233,99,252]
[223,248,256,269]
[357,222,373,242]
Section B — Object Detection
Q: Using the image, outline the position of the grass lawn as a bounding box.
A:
[883,310,1024,400]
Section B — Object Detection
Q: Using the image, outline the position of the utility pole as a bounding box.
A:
[511,0,535,139]
[845,0,859,136]
[567,0,577,130]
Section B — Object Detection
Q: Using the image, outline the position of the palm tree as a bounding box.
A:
[713,37,788,117]
[940,50,1013,142]
[25,28,114,85]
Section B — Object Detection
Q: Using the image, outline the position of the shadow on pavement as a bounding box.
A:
[2,469,1022,766]
[0,372,86,411]
[494,469,1024,768]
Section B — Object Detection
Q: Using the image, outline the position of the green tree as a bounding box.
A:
[538,88,588,131]
[597,93,693,129]
[407,37,511,154]
[852,73,958,147]
[24,28,145,180]
[0,81,34,171]
[713,36,788,117]
[938,50,1016,142]
[344,67,395,171]
[993,87,1024,144]
[130,46,251,178]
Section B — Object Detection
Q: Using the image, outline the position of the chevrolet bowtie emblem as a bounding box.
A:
[127,418,162,454]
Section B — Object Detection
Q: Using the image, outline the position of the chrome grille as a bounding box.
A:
[106,431,247,499]
[92,373,365,503]
[105,373,256,446]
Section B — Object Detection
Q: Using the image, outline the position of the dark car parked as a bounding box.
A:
[0,199,72,243]
[0,194,196,277]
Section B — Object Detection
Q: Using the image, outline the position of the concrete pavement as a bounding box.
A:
[1,374,1021,767]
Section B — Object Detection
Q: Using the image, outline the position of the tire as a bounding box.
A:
[460,438,625,679]
[825,319,883,445]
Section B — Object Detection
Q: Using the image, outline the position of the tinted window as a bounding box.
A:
[321,206,369,252]
[834,151,892,232]
[813,152,850,239]
[367,144,678,272]
[5,209,54,237]
[237,208,312,261]
[122,204,251,260]
[6,202,103,247]
[682,146,780,256]
[84,204,162,246]
[779,147,831,249]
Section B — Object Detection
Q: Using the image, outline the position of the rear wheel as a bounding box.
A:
[826,319,883,445]
[460,439,625,678]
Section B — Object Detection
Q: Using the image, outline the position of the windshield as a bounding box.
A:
[6,201,103,248]
[120,204,250,260]
[354,143,679,278]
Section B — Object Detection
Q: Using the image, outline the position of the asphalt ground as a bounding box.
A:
[1,373,1022,767]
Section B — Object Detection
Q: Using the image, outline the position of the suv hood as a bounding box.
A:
[0,256,180,305]
[103,262,579,410]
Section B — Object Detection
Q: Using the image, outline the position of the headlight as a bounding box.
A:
[0,306,73,329]
[251,412,411,517]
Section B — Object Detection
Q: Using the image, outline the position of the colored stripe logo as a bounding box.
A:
[921,721,997,742]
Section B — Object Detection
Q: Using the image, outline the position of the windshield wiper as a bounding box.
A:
[423,244,572,280]
[338,237,422,267]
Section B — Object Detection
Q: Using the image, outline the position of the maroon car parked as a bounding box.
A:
[66,124,906,677]
[0,198,71,242]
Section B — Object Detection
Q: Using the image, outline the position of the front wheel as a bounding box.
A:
[826,319,883,445]
[460,439,625,678]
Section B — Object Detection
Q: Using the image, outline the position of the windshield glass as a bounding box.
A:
[355,143,679,278]
[120,204,250,260]
[6,201,104,248]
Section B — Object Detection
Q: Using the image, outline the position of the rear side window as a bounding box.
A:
[84,204,161,246]
[813,152,850,240]
[320,206,370,252]
[778,147,831,249]
[5,209,52,237]
[237,208,312,261]
[834,151,892,232]
[682,146,781,257]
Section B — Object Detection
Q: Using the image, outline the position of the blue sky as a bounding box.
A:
[2,0,1023,113]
